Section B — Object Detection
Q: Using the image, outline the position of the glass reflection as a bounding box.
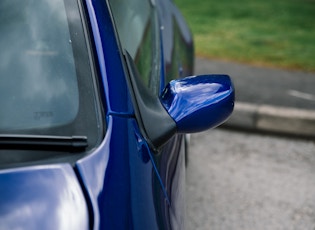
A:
[0,0,79,131]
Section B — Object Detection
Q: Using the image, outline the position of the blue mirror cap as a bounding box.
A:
[160,74,235,133]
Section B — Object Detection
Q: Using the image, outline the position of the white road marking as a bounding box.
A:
[287,90,315,101]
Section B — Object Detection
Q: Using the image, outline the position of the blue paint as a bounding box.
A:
[0,165,89,230]
[161,74,235,133]
[76,116,163,229]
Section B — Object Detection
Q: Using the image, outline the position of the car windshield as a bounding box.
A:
[0,0,103,156]
[0,0,78,130]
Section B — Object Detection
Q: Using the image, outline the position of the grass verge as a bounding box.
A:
[174,0,315,72]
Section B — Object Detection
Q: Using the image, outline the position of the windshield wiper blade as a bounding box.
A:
[0,135,88,152]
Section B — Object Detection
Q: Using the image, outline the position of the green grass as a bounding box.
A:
[174,0,315,71]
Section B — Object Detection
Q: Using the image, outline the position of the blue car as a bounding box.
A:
[0,0,234,229]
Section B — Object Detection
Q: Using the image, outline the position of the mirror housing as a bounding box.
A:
[160,74,234,133]
[124,51,234,149]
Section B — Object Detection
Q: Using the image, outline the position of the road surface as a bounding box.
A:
[186,128,315,230]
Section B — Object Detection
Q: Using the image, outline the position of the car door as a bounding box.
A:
[108,0,187,229]
[106,0,235,229]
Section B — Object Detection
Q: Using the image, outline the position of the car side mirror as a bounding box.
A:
[124,51,234,150]
[160,74,234,133]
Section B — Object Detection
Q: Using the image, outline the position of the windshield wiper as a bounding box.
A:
[0,135,88,152]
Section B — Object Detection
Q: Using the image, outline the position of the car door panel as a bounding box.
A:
[106,0,191,229]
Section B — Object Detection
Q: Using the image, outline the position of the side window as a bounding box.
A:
[108,0,161,95]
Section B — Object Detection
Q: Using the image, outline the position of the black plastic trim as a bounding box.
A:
[124,51,176,150]
[0,135,88,152]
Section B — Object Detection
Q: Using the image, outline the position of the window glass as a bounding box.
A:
[0,0,102,151]
[0,0,79,130]
[108,0,160,94]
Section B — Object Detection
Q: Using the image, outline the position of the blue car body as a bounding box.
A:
[0,0,234,229]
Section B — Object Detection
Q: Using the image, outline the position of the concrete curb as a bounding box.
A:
[223,102,315,138]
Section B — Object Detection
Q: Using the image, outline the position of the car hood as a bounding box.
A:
[0,164,89,230]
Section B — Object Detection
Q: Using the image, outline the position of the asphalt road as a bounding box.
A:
[186,128,315,230]
[195,57,315,110]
